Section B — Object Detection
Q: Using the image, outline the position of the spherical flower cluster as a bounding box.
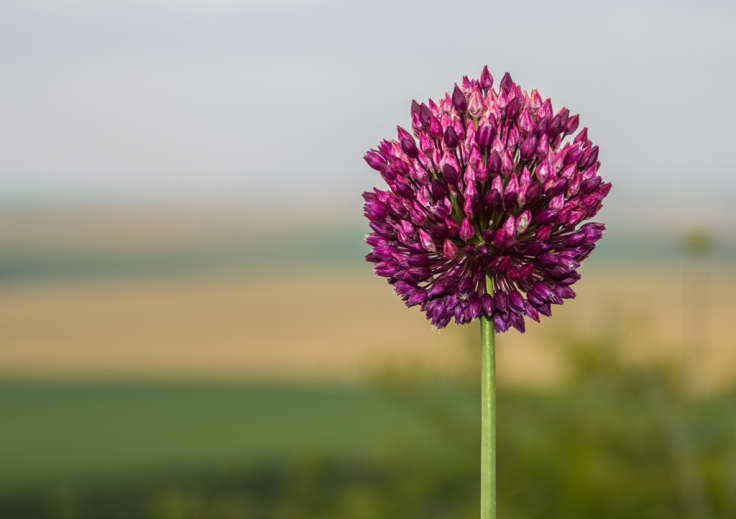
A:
[362,66,610,332]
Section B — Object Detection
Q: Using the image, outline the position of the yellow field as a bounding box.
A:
[1,262,734,390]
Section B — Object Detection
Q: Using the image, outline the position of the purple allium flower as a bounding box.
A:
[363,67,610,332]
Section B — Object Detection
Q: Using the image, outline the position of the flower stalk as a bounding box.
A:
[480,274,496,519]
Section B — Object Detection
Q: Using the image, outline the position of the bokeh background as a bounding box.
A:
[2,1,735,518]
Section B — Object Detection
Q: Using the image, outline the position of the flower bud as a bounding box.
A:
[469,297,482,320]
[516,209,531,234]
[530,89,542,110]
[468,146,482,169]
[535,133,550,158]
[443,238,458,259]
[500,150,514,175]
[549,193,565,210]
[563,146,583,166]
[520,134,538,160]
[556,286,576,299]
[482,294,494,316]
[525,302,540,322]
[397,125,412,141]
[574,127,589,146]
[505,97,521,120]
[365,242,386,257]
[503,173,519,208]
[507,126,520,149]
[468,89,484,117]
[463,182,478,218]
[410,165,429,185]
[485,185,500,207]
[547,177,567,197]
[392,159,409,176]
[492,228,506,249]
[524,182,540,203]
[494,291,508,312]
[565,231,585,246]
[535,159,552,184]
[401,137,419,158]
[406,289,427,307]
[578,145,599,169]
[459,218,475,241]
[557,108,570,129]
[480,65,494,91]
[443,126,459,149]
[452,85,467,113]
[430,179,447,199]
[409,202,427,226]
[418,229,436,252]
[458,277,474,294]
[441,163,459,184]
[499,72,514,93]
[364,200,388,220]
[518,109,535,133]
[369,221,394,239]
[536,303,551,316]
[428,280,447,299]
[453,117,465,139]
[532,282,554,301]
[509,313,525,333]
[547,108,564,131]
[509,290,525,312]
[394,180,412,198]
[519,166,531,187]
[429,116,443,139]
[535,208,557,224]
[537,99,552,121]
[419,104,432,128]
[415,185,431,208]
[581,175,601,194]
[493,314,510,332]
[419,133,434,155]
[488,151,502,173]
[503,215,516,237]
[364,150,385,170]
[410,99,420,115]
[476,122,494,147]
[380,167,395,182]
[566,175,581,196]
[443,216,459,236]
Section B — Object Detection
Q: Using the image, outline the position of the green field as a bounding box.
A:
[3,347,736,519]
[0,380,441,495]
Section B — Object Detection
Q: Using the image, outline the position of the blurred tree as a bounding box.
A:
[681,230,716,256]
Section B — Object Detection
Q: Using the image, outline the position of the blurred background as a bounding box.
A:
[1,1,735,518]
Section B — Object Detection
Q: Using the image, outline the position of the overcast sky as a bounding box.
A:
[1,0,735,230]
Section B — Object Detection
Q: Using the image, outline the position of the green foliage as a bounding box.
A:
[2,332,736,518]
[681,229,716,256]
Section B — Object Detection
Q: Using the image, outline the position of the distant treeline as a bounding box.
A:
[0,227,733,284]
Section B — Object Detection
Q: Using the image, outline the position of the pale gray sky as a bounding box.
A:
[1,0,735,231]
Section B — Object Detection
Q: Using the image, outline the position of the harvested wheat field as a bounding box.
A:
[1,262,734,390]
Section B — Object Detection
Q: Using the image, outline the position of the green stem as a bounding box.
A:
[480,277,497,519]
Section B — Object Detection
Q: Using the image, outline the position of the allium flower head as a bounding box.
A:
[363,66,610,332]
